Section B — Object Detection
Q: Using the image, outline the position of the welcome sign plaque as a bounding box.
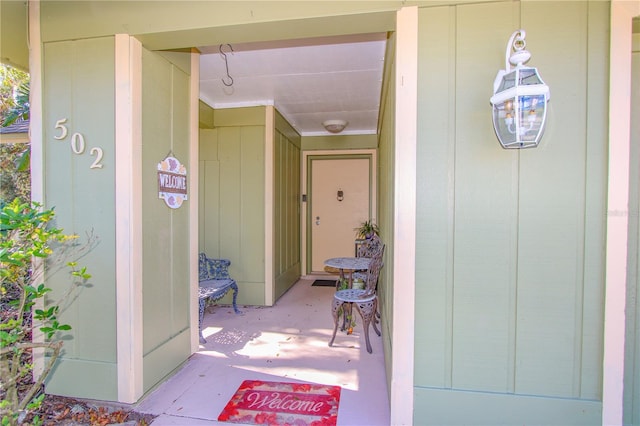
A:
[157,155,188,209]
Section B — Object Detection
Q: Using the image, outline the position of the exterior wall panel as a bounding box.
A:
[452,1,517,393]
[201,109,266,306]
[378,31,396,387]
[515,1,590,397]
[140,47,192,392]
[580,1,609,400]
[240,126,267,285]
[415,5,454,389]
[199,106,300,306]
[274,111,301,300]
[42,37,118,400]
[414,2,608,423]
[199,129,221,256]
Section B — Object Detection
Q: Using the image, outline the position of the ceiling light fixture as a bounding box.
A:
[490,30,550,149]
[322,119,348,134]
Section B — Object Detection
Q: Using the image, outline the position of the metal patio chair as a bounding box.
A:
[329,245,385,353]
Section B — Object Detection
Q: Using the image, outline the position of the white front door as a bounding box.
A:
[309,156,371,273]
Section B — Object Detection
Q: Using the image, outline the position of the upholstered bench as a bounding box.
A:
[198,253,240,343]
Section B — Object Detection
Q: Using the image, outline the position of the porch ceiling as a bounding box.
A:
[198,32,387,136]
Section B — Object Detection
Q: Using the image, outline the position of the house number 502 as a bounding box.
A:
[54,118,104,169]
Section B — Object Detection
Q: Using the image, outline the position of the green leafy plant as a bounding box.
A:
[1,64,31,203]
[0,65,29,124]
[0,144,30,204]
[354,219,379,239]
[336,278,356,332]
[1,82,29,128]
[0,199,94,425]
[337,277,348,291]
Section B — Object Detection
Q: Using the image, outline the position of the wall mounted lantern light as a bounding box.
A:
[490,30,550,149]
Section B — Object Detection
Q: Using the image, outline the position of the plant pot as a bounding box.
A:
[352,279,365,290]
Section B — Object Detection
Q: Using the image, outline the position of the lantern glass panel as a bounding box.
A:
[497,71,516,92]
[492,97,518,146]
[518,68,542,86]
[517,94,546,143]
[492,94,547,148]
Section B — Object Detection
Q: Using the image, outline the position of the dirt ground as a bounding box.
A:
[23,393,157,426]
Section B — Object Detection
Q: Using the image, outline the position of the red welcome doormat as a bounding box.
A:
[218,380,341,426]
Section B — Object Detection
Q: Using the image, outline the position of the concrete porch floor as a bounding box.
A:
[136,277,390,425]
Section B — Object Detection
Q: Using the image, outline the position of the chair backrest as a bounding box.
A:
[364,244,385,295]
[357,234,383,259]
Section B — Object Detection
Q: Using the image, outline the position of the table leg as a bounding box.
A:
[337,268,346,289]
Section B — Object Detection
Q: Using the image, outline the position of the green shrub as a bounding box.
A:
[0,199,93,425]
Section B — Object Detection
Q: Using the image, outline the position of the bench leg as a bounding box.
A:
[198,298,207,344]
[198,281,241,345]
[230,282,240,314]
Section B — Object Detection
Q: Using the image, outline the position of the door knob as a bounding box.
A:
[316,216,320,225]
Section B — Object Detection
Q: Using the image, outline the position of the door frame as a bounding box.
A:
[301,149,377,277]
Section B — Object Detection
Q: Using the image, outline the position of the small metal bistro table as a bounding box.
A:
[323,257,372,289]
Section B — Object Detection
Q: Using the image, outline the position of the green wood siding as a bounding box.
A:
[274,110,302,300]
[199,129,220,255]
[378,31,396,388]
[199,106,301,305]
[200,108,266,305]
[42,37,118,400]
[199,101,215,129]
[302,134,378,151]
[141,47,192,392]
[39,2,397,49]
[30,0,635,418]
[415,2,608,424]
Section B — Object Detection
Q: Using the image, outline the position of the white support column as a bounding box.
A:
[265,106,275,306]
[115,34,144,403]
[391,6,418,426]
[28,1,42,205]
[28,0,44,379]
[603,1,640,424]
[189,48,200,352]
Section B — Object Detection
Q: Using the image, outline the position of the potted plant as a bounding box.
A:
[354,219,379,240]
